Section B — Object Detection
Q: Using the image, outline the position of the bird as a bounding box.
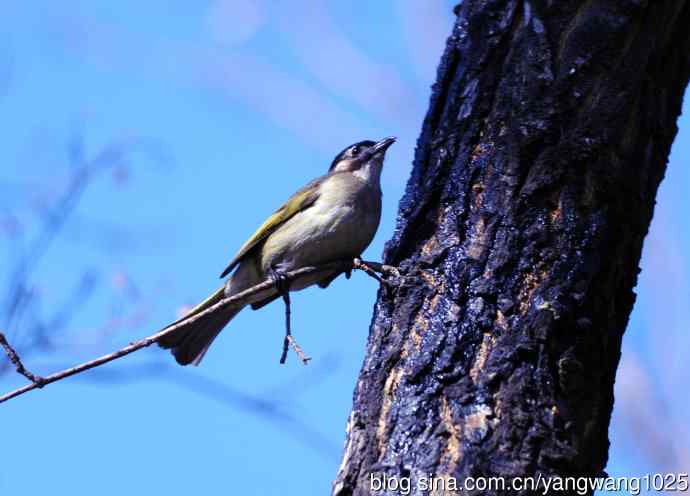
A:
[158,137,396,365]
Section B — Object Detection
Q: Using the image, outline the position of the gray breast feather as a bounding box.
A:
[259,173,381,273]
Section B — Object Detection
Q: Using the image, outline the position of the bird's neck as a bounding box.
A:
[353,160,383,187]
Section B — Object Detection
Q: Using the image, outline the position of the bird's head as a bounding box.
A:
[329,137,396,182]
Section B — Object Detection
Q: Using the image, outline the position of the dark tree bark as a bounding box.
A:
[334,1,690,495]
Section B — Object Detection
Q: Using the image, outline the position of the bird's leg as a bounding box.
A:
[269,267,310,365]
[279,291,292,364]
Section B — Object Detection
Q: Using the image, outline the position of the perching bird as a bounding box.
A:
[159,137,396,365]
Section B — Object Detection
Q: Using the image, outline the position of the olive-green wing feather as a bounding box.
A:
[219,178,322,278]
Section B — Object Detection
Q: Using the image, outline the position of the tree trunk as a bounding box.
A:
[333,1,690,495]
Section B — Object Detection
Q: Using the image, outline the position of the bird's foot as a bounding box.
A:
[268,266,291,296]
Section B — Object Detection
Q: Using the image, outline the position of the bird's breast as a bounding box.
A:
[260,175,381,275]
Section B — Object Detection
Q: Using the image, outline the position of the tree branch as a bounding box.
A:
[0,331,45,385]
[0,259,394,404]
[353,258,394,286]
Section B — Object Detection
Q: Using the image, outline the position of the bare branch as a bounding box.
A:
[353,258,400,287]
[354,259,400,279]
[285,335,311,365]
[0,259,392,404]
[0,331,44,385]
[2,134,171,376]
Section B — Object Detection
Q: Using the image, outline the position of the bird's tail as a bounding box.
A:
[158,285,243,366]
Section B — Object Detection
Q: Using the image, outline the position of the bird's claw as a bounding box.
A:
[268,267,291,295]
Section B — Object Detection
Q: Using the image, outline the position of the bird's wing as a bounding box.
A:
[219,177,323,278]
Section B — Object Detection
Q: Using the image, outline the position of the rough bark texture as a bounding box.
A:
[334,1,690,495]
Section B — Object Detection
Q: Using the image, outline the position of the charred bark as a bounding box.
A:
[334,1,690,495]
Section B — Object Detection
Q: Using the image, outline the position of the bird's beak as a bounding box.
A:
[372,136,396,155]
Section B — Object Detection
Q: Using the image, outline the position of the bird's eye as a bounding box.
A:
[351,145,361,156]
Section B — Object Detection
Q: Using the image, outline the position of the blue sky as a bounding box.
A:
[1,2,688,494]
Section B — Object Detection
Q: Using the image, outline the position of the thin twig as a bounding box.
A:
[2,136,170,376]
[0,259,392,404]
[0,331,45,385]
[353,258,400,286]
[353,258,387,286]
[357,260,401,278]
[286,335,311,365]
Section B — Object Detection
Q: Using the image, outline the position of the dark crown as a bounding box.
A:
[329,140,376,171]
